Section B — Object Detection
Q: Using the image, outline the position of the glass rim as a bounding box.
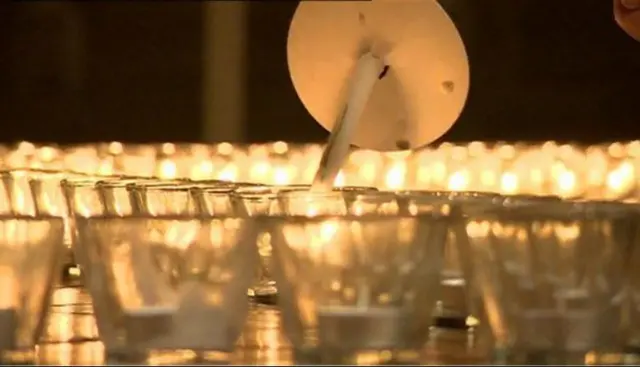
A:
[233,184,310,195]
[259,212,450,223]
[470,199,639,219]
[74,214,251,222]
[392,189,501,198]
[0,168,69,176]
[276,189,394,200]
[194,186,235,194]
[0,215,65,222]
[123,180,192,190]
[60,177,102,188]
[72,212,448,222]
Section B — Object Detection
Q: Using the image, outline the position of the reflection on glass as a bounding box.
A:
[461,200,635,364]
[75,215,260,364]
[268,213,449,365]
[394,190,500,329]
[190,187,236,216]
[0,216,65,363]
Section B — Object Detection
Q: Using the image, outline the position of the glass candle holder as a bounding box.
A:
[624,203,640,356]
[277,190,398,217]
[266,213,449,365]
[0,215,65,363]
[62,178,107,219]
[96,178,150,217]
[231,185,312,216]
[460,199,635,364]
[393,190,503,330]
[29,171,95,283]
[64,177,157,306]
[75,215,260,364]
[231,185,314,302]
[234,185,380,302]
[189,187,236,216]
[0,169,43,216]
[128,183,197,216]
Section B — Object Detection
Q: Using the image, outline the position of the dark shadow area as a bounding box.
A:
[1,0,639,144]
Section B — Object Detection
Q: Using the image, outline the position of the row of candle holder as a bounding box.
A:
[3,140,640,200]
[0,168,639,364]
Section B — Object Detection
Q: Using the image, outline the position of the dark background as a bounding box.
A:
[1,0,639,145]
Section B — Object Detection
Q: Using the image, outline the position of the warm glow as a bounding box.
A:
[6,140,640,202]
[191,160,214,180]
[272,165,294,186]
[333,170,346,187]
[383,162,406,190]
[216,142,234,156]
[447,170,469,191]
[0,265,18,309]
[557,170,577,197]
[249,160,271,182]
[157,159,178,179]
[272,141,289,155]
[217,164,238,182]
[500,172,518,194]
[466,220,491,238]
[108,141,124,155]
[164,220,200,250]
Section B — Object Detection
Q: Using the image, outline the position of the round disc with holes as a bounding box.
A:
[287,0,470,151]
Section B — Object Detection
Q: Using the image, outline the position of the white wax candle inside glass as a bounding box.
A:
[125,306,177,316]
[316,305,403,349]
[123,306,177,345]
[317,305,400,317]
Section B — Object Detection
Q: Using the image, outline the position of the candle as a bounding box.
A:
[123,307,175,345]
[317,305,404,350]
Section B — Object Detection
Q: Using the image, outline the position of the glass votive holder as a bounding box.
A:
[624,203,640,356]
[233,185,378,216]
[64,177,148,341]
[189,187,236,216]
[75,215,260,364]
[393,190,502,330]
[396,191,500,329]
[28,171,93,283]
[277,190,397,217]
[95,178,156,217]
[0,215,65,363]
[62,177,106,219]
[231,185,311,302]
[231,185,311,216]
[266,213,450,365]
[234,185,381,302]
[276,191,350,216]
[460,199,635,364]
[128,183,197,216]
[0,169,45,216]
[189,179,238,190]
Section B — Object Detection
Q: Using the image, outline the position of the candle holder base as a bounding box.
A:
[433,314,468,330]
[105,348,232,365]
[293,347,423,365]
[492,348,619,365]
[248,281,278,306]
[60,249,82,287]
[0,349,35,365]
